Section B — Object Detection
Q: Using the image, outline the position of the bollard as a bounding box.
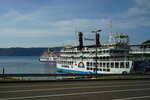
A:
[3,68,5,74]
[22,77,24,80]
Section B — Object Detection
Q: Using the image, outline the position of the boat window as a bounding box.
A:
[96,68,98,71]
[97,63,99,67]
[120,62,124,68]
[93,68,95,70]
[115,62,119,68]
[126,62,129,68]
[103,69,106,71]
[110,50,113,53]
[93,62,96,66]
[103,50,105,53]
[105,50,108,53]
[103,63,106,67]
[107,69,110,72]
[98,51,101,53]
[87,62,89,66]
[111,62,114,68]
[107,62,109,68]
[90,62,92,66]
[64,65,69,68]
[100,63,102,67]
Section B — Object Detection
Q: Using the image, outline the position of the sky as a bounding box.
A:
[0,0,149,48]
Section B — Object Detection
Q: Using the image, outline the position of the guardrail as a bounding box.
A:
[1,74,150,82]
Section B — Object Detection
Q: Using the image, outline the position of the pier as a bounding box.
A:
[130,44,150,55]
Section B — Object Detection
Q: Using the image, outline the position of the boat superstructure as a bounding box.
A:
[57,31,145,74]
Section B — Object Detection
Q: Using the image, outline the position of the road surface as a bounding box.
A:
[0,80,150,100]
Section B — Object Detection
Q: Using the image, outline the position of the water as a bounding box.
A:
[0,56,57,80]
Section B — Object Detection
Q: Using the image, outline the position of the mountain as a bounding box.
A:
[0,47,62,56]
[143,40,150,44]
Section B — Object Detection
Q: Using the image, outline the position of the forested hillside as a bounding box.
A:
[143,40,150,44]
[0,47,62,56]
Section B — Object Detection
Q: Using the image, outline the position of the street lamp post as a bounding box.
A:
[91,30,101,74]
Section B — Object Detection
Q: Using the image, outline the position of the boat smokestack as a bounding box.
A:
[78,32,83,50]
[96,33,100,46]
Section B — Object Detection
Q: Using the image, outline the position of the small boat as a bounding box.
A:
[39,50,60,62]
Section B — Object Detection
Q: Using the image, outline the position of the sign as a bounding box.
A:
[78,62,85,68]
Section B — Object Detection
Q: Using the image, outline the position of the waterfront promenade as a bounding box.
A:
[0,80,150,100]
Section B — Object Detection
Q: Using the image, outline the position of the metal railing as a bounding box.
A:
[0,73,150,79]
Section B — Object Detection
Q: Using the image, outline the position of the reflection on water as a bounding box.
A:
[0,56,57,80]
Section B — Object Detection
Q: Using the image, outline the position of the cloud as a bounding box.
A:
[111,0,150,30]
[0,0,149,47]
[47,20,73,27]
[126,7,149,16]
[1,16,149,39]
[0,9,34,27]
[112,0,150,18]
[124,0,150,17]
[135,0,150,7]
[0,28,73,38]
[114,17,150,30]
[0,6,149,38]
[0,9,19,23]
[0,18,109,38]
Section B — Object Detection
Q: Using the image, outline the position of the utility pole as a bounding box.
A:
[91,30,101,74]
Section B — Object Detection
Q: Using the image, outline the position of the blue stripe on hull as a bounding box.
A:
[57,67,91,74]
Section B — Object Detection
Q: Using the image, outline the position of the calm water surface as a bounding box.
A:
[0,56,57,74]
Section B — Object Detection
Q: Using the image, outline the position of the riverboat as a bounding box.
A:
[57,31,145,74]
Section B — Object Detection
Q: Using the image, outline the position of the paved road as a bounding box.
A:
[0,80,150,100]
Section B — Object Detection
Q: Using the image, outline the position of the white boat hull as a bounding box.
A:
[57,60,133,74]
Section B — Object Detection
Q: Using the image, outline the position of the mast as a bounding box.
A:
[75,28,78,46]
[47,46,50,52]
[109,20,113,42]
